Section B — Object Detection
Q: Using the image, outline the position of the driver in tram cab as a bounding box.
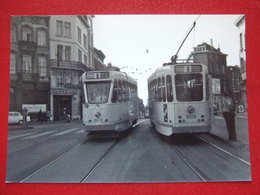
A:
[94,91,108,103]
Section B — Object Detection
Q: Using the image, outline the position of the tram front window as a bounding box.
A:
[86,82,111,104]
[175,74,203,101]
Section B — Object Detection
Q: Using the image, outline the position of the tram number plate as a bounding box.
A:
[186,114,196,119]
[94,118,102,122]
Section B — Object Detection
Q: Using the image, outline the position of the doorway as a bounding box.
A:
[53,95,72,121]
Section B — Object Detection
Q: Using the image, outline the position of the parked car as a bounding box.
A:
[8,112,31,124]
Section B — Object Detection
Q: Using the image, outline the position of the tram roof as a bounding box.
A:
[147,62,207,82]
[82,70,137,85]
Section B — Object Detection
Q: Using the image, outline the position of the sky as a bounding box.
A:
[93,15,242,105]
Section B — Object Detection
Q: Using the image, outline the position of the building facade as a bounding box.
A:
[192,42,228,113]
[93,47,106,70]
[49,15,94,120]
[10,16,50,120]
[235,15,247,111]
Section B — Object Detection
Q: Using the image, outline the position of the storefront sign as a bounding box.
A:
[212,78,221,95]
[22,104,46,113]
[51,88,77,95]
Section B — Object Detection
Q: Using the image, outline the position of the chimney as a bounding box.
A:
[210,39,213,47]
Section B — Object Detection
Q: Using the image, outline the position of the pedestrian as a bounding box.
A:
[38,109,42,123]
[46,110,51,123]
[222,93,237,141]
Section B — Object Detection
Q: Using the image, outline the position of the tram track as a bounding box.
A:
[20,139,89,183]
[149,125,208,182]
[20,134,123,183]
[166,133,251,181]
[80,139,119,183]
[149,123,251,182]
[195,135,251,166]
[169,143,207,182]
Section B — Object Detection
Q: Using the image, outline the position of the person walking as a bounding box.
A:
[222,93,237,141]
[38,109,42,123]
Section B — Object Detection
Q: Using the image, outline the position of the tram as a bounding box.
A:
[80,70,138,134]
[147,63,211,136]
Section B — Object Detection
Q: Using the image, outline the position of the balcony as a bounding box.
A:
[18,40,37,52]
[50,59,93,72]
[17,71,39,82]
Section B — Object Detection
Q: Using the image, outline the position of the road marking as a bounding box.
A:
[198,136,251,166]
[23,131,57,139]
[75,129,84,134]
[133,119,147,128]
[8,133,35,140]
[51,128,79,136]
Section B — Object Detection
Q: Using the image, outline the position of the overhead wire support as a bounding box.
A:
[169,15,201,65]
[171,21,196,64]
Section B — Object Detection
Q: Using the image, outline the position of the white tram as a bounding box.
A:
[147,63,211,136]
[80,71,138,133]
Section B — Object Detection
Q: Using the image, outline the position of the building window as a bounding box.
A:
[22,17,32,23]
[56,20,63,36]
[77,27,81,43]
[84,54,88,65]
[83,34,87,48]
[22,54,32,73]
[11,25,17,42]
[65,46,71,61]
[78,49,82,63]
[57,76,63,88]
[57,45,63,61]
[38,18,47,26]
[222,65,226,74]
[22,27,32,41]
[11,53,16,74]
[64,22,71,38]
[38,56,47,77]
[64,73,71,84]
[37,30,47,46]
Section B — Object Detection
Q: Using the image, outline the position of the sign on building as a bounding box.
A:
[22,104,47,113]
[212,78,221,95]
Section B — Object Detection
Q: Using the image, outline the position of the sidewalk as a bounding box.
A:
[210,112,249,147]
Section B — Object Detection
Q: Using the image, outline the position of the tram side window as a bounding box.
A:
[158,77,162,102]
[111,79,118,103]
[118,80,123,102]
[125,81,129,102]
[122,81,127,102]
[162,76,166,102]
[166,75,173,102]
[205,74,209,101]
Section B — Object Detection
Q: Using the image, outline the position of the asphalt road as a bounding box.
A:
[6,119,251,183]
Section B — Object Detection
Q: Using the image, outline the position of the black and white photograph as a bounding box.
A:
[7,15,251,183]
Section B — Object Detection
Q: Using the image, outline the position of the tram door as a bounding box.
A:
[53,95,72,120]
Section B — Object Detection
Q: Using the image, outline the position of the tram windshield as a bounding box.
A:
[86,81,111,104]
[175,74,203,101]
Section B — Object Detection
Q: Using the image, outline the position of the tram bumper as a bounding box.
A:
[172,125,211,134]
[84,120,130,132]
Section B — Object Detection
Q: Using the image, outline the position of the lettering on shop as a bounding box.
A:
[51,88,77,95]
